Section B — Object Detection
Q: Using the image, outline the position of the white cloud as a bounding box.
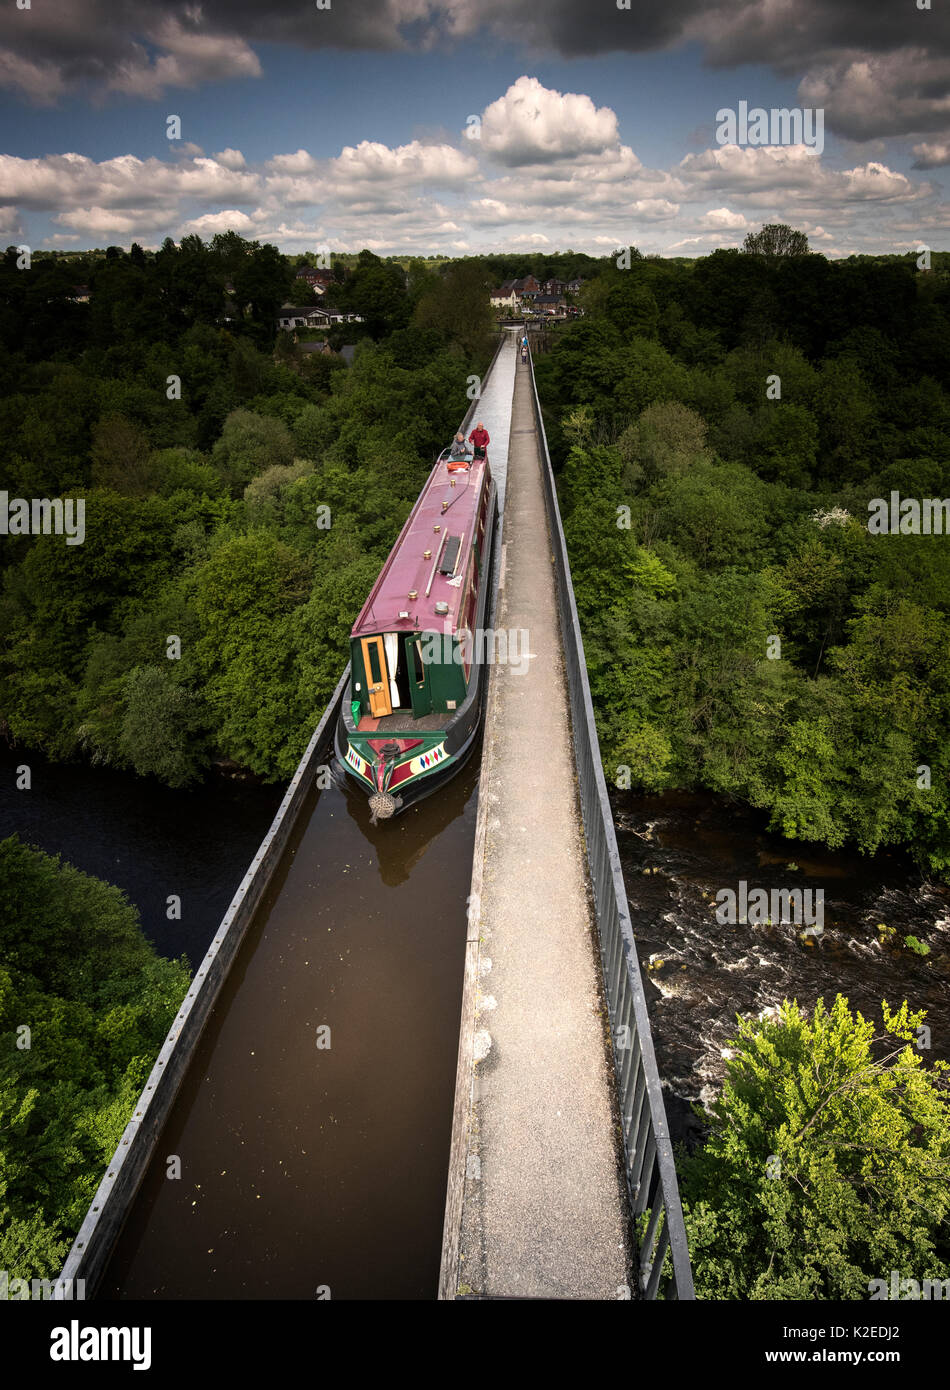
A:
[330,139,478,186]
[0,204,21,236]
[214,148,247,170]
[269,149,319,175]
[480,76,620,166]
[630,199,680,221]
[0,151,261,211]
[52,206,170,235]
[697,207,749,230]
[679,144,931,207]
[181,209,258,236]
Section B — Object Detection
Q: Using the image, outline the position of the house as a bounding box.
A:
[294,267,334,293]
[534,293,566,315]
[277,305,331,329]
[68,285,91,303]
[490,287,520,310]
[499,275,541,302]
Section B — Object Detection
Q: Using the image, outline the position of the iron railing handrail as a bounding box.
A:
[525,349,695,1299]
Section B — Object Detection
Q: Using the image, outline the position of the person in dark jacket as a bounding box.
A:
[447,432,471,461]
[469,422,490,459]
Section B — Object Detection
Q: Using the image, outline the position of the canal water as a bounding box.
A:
[613,791,950,1148]
[99,758,479,1300]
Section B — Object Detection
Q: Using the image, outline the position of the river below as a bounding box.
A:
[613,790,950,1147]
[0,746,284,966]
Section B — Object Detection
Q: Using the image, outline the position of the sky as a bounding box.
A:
[1,0,949,258]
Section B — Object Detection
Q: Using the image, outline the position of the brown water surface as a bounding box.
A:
[101,760,479,1300]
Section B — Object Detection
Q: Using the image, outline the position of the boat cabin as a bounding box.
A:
[347,450,493,731]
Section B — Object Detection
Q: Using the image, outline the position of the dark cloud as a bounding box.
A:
[1,1,949,147]
[0,0,414,100]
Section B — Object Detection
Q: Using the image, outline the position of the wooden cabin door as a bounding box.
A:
[360,636,392,718]
[407,635,432,717]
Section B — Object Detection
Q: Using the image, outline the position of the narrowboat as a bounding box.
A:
[334,439,499,820]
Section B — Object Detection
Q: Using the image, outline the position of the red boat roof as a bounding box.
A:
[351,454,489,639]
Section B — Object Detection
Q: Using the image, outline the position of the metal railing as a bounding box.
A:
[526,350,695,1300]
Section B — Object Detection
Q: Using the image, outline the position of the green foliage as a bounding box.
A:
[679,996,950,1299]
[539,242,950,875]
[211,408,295,497]
[119,665,207,786]
[412,259,496,359]
[0,237,494,786]
[0,837,190,1278]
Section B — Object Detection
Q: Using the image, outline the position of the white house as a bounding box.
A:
[277,305,331,330]
[490,288,520,310]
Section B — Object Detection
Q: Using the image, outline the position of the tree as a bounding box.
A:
[119,665,207,787]
[0,837,190,1279]
[411,260,494,358]
[211,408,295,496]
[625,400,710,479]
[90,414,155,495]
[335,250,409,339]
[680,996,950,1300]
[191,532,311,775]
[743,223,810,257]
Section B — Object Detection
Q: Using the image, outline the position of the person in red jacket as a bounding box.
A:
[469,421,490,460]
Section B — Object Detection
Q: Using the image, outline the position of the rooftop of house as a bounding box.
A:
[278,305,329,318]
